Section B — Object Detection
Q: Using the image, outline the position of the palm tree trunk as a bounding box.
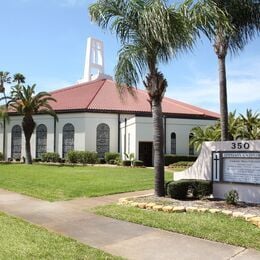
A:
[25,137,32,164]
[22,116,35,164]
[152,98,165,197]
[218,56,229,141]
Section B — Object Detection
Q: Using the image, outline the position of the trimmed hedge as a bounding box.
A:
[41,152,60,163]
[167,179,212,200]
[164,154,197,166]
[133,160,144,167]
[66,151,98,164]
[122,160,131,166]
[104,152,120,164]
[0,152,3,161]
[169,161,194,168]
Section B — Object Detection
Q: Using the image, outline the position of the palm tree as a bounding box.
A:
[190,125,220,151]
[7,84,57,164]
[0,71,12,160]
[237,109,260,139]
[205,0,260,141]
[89,0,228,196]
[13,73,26,85]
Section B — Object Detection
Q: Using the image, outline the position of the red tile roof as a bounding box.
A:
[49,79,219,119]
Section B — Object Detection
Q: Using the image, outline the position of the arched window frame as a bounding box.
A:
[62,123,75,158]
[96,123,110,158]
[11,125,22,160]
[36,124,47,159]
[170,132,176,154]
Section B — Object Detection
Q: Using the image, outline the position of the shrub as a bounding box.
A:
[33,158,41,163]
[98,158,106,164]
[164,154,197,166]
[66,150,78,163]
[224,189,239,205]
[0,152,3,161]
[169,161,194,168]
[167,180,189,200]
[167,179,212,200]
[122,160,131,166]
[105,152,120,163]
[41,152,60,163]
[66,151,98,164]
[133,160,144,167]
[192,180,212,199]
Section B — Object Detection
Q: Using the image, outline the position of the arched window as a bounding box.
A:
[171,132,176,154]
[189,133,194,155]
[11,125,22,160]
[96,123,110,158]
[36,124,47,158]
[63,123,74,158]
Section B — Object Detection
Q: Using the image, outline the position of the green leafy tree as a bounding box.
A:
[191,110,260,151]
[237,109,260,139]
[205,0,260,141]
[190,125,220,151]
[89,0,229,196]
[7,84,57,164]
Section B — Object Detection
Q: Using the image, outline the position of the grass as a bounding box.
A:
[94,204,260,250]
[0,164,172,201]
[0,211,122,260]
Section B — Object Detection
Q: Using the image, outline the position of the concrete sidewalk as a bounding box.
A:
[0,189,259,260]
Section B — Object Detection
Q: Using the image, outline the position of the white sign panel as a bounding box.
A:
[223,157,260,184]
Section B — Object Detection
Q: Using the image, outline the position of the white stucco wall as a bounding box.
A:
[165,118,216,155]
[1,112,217,160]
[120,116,217,160]
[2,112,122,160]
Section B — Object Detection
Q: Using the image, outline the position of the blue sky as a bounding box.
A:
[0,0,259,114]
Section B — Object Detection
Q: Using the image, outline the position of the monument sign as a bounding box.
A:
[174,140,260,203]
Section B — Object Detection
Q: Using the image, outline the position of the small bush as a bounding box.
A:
[105,152,120,163]
[122,160,131,166]
[66,151,98,164]
[133,160,144,167]
[169,161,194,168]
[167,179,212,200]
[167,180,189,200]
[164,154,197,166]
[66,150,78,163]
[192,180,212,199]
[0,152,4,161]
[108,159,116,165]
[98,158,106,164]
[33,158,41,163]
[41,152,60,163]
[225,189,239,205]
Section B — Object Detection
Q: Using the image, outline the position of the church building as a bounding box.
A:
[0,38,219,166]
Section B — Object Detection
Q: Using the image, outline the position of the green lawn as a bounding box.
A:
[94,204,260,250]
[0,211,122,260]
[0,164,172,201]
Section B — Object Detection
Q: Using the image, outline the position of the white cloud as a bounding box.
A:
[57,0,88,7]
[167,58,260,113]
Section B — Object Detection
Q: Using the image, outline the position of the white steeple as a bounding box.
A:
[78,37,112,83]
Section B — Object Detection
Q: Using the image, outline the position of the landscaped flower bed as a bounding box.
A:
[118,196,260,228]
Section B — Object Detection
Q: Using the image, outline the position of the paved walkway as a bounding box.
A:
[0,188,259,260]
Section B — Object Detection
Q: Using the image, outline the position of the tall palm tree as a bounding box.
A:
[13,73,26,85]
[206,0,260,141]
[89,0,228,196]
[0,71,12,160]
[7,84,57,164]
